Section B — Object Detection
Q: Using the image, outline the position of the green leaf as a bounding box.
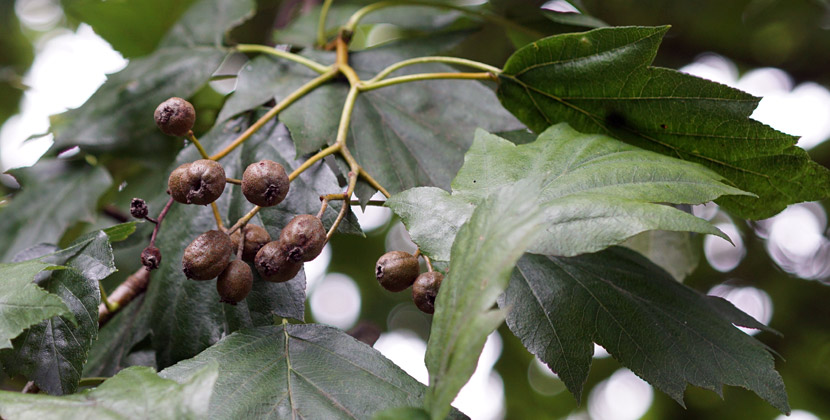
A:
[425,181,545,420]
[622,229,699,281]
[0,260,70,350]
[373,406,431,420]
[61,0,198,58]
[0,364,218,420]
[0,160,112,262]
[388,125,748,261]
[500,247,789,412]
[1,230,121,395]
[49,0,256,158]
[84,295,153,378]
[160,323,444,419]
[497,25,830,219]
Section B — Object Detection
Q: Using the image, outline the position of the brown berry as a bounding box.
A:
[241,160,289,207]
[217,260,253,305]
[182,230,234,280]
[230,224,271,262]
[412,271,443,314]
[279,214,326,262]
[154,97,195,137]
[141,246,162,271]
[130,198,149,219]
[375,251,420,292]
[167,159,226,205]
[254,241,302,283]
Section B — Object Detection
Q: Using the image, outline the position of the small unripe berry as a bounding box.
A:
[217,260,253,305]
[279,214,326,263]
[154,97,195,137]
[412,271,443,314]
[230,224,271,262]
[375,251,420,292]
[141,246,162,271]
[241,160,289,207]
[130,198,149,219]
[254,241,302,283]
[168,159,226,205]
[182,230,233,280]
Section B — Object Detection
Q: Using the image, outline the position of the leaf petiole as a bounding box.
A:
[234,44,330,74]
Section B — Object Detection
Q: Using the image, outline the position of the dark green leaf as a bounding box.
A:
[500,247,789,412]
[373,407,431,420]
[542,11,607,28]
[497,25,830,219]
[0,160,112,262]
[0,364,218,419]
[160,323,437,419]
[50,0,256,158]
[2,230,120,395]
[84,295,153,378]
[425,181,544,420]
[0,260,70,350]
[388,125,747,261]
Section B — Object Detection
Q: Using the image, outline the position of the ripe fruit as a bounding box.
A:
[141,246,162,271]
[154,97,196,137]
[279,214,326,262]
[375,251,420,292]
[217,260,253,304]
[130,198,148,219]
[254,241,302,282]
[241,160,289,207]
[412,271,443,314]
[168,159,226,205]
[182,230,233,280]
[230,224,271,262]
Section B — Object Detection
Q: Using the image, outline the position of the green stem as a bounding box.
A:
[361,72,497,91]
[317,0,335,46]
[79,377,108,387]
[235,44,330,74]
[99,281,117,313]
[186,131,210,160]
[368,56,502,82]
[343,0,542,39]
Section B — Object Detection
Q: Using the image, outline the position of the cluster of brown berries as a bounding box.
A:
[132,97,328,305]
[375,251,443,314]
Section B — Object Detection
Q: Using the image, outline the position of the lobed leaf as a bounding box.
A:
[0,260,70,350]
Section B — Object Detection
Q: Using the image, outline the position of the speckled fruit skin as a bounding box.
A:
[167,159,226,205]
[217,260,253,304]
[375,251,420,292]
[154,97,195,137]
[412,271,443,314]
[241,160,289,207]
[182,230,234,280]
[230,224,271,262]
[254,241,302,283]
[279,214,326,262]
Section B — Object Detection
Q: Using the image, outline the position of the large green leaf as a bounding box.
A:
[0,160,112,262]
[425,181,544,420]
[84,295,153,378]
[160,323,456,419]
[388,124,747,261]
[500,247,789,412]
[497,25,830,219]
[1,226,133,395]
[0,260,70,350]
[0,364,217,420]
[622,229,699,281]
[49,0,255,158]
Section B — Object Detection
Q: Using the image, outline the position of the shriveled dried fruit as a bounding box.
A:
[130,198,149,219]
[141,246,162,271]
[182,230,233,280]
[279,214,326,262]
[375,251,420,292]
[154,97,195,137]
[254,241,302,283]
[217,260,253,304]
[241,160,289,207]
[168,159,226,205]
[230,224,271,262]
[412,271,443,314]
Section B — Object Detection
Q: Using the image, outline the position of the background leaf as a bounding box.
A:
[499,247,789,412]
[622,229,699,281]
[389,124,747,261]
[160,323,456,419]
[497,25,830,219]
[425,180,544,420]
[0,364,218,420]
